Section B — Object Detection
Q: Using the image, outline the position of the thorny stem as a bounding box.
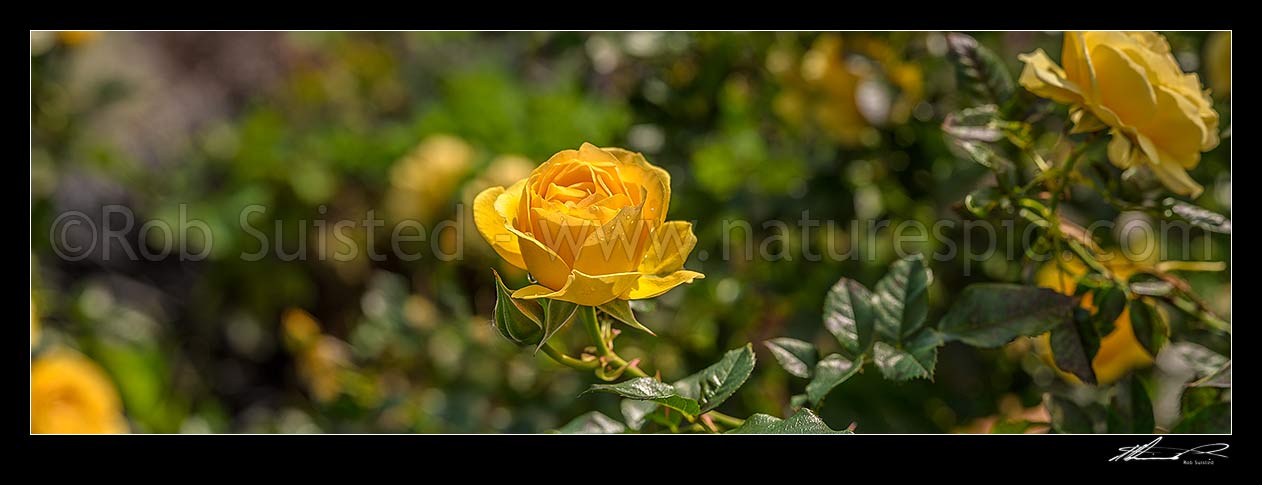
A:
[540,342,599,371]
[578,305,648,378]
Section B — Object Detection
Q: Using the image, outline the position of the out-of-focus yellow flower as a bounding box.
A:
[386,135,476,224]
[1204,32,1231,98]
[56,31,100,47]
[1033,256,1153,385]
[31,351,128,434]
[282,308,321,349]
[770,34,924,147]
[473,143,703,306]
[1019,32,1220,197]
[283,309,353,403]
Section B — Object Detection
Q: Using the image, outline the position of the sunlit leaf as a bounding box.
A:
[674,344,756,413]
[805,354,861,404]
[873,329,941,381]
[728,408,851,434]
[581,377,701,419]
[555,411,626,434]
[764,337,817,379]
[874,254,931,341]
[824,277,876,360]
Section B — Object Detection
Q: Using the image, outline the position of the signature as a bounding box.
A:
[1110,437,1229,462]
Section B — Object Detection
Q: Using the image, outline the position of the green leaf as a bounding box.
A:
[620,399,658,431]
[1107,376,1155,433]
[874,254,931,341]
[674,344,756,413]
[1045,394,1095,434]
[823,277,876,359]
[805,354,861,404]
[1171,402,1231,433]
[951,138,1017,176]
[1128,300,1168,356]
[555,411,627,434]
[537,299,578,354]
[582,376,676,400]
[1092,286,1126,336]
[598,299,655,336]
[581,377,701,419]
[938,283,1075,348]
[492,270,543,347]
[873,329,941,381]
[942,105,1004,143]
[728,408,851,434]
[1049,308,1099,385]
[764,337,817,379]
[946,32,1016,108]
[964,186,1003,218]
[1164,198,1231,234]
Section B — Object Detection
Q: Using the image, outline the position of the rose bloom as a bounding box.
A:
[1019,32,1220,197]
[474,143,702,306]
[31,351,128,434]
[1033,257,1154,386]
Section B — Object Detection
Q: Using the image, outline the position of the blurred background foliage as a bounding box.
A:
[30,31,1230,433]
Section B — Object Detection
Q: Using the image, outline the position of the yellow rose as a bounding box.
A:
[473,143,703,306]
[1018,32,1220,197]
[31,351,128,434]
[1033,257,1153,385]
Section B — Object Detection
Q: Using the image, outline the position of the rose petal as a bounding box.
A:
[623,270,705,300]
[638,221,698,276]
[473,184,527,270]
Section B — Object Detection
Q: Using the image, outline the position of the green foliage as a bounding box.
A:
[1128,300,1169,357]
[1107,377,1155,434]
[581,377,701,420]
[555,411,628,434]
[946,33,1016,108]
[674,344,757,413]
[938,284,1074,347]
[805,354,861,404]
[763,338,817,379]
[1049,309,1100,385]
[823,278,876,360]
[874,254,932,341]
[729,409,851,434]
